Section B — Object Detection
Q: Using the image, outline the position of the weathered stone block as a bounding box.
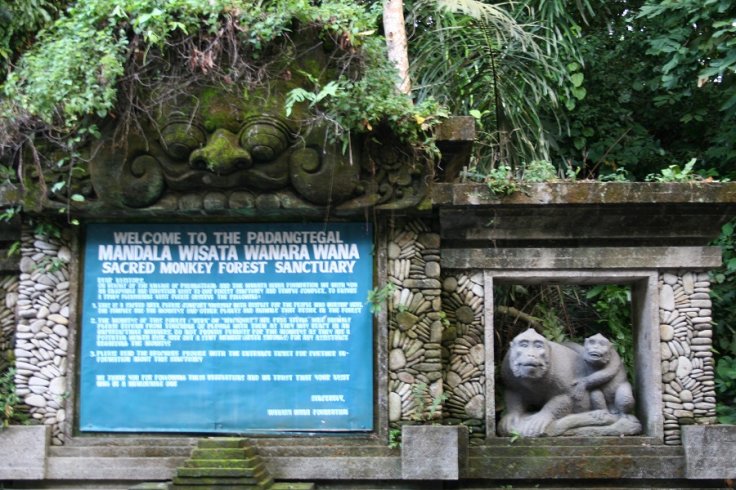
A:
[0,425,49,480]
[129,483,170,490]
[682,425,736,479]
[401,425,468,480]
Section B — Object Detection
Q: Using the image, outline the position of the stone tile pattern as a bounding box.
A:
[1,274,19,373]
[441,271,485,440]
[387,220,444,424]
[13,229,72,445]
[659,271,717,445]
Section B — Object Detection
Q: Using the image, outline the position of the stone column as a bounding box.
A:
[1,275,19,374]
[441,271,485,441]
[659,271,717,445]
[13,226,72,445]
[387,219,444,424]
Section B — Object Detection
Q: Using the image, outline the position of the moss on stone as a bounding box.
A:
[199,88,243,133]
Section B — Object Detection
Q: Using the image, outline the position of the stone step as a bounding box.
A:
[172,487,262,490]
[184,458,264,469]
[190,447,257,459]
[176,467,270,479]
[173,475,271,486]
[197,437,252,449]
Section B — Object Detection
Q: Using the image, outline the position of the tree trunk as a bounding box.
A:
[383,0,411,94]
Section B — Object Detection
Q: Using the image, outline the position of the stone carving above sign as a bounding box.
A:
[86,91,425,213]
[498,329,642,437]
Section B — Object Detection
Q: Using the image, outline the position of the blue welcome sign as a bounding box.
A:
[79,223,374,432]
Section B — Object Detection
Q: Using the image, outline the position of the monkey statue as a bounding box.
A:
[570,333,635,415]
[498,328,589,436]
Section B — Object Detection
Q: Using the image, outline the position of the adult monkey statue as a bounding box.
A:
[498,328,589,436]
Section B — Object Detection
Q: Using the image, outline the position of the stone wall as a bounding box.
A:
[659,271,717,445]
[386,219,444,424]
[441,271,485,440]
[385,222,486,440]
[13,228,72,445]
[0,220,725,450]
[384,225,725,446]
[1,274,18,373]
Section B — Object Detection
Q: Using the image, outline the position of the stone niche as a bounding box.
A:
[434,182,734,452]
[487,271,661,439]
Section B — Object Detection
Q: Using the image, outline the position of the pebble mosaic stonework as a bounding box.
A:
[385,220,486,439]
[13,228,72,446]
[384,222,724,445]
[441,271,485,440]
[387,219,444,424]
[659,271,717,445]
[1,275,18,373]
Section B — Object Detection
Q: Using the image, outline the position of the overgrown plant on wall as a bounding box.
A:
[0,0,445,208]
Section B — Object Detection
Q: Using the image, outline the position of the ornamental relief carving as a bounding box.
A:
[87,94,426,212]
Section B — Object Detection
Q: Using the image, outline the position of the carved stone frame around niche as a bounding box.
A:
[482,270,664,442]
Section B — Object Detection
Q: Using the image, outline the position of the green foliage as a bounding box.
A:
[0,163,15,184]
[520,160,557,183]
[410,381,447,422]
[388,428,401,448]
[285,81,342,117]
[0,0,62,79]
[3,22,127,124]
[482,164,518,196]
[585,285,634,378]
[2,0,379,125]
[551,0,736,180]
[645,158,710,183]
[295,34,449,149]
[508,429,521,444]
[408,0,592,170]
[367,282,396,314]
[711,220,736,423]
[715,356,736,424]
[460,158,558,197]
[0,205,19,222]
[1,368,20,429]
[535,302,568,344]
[638,0,736,109]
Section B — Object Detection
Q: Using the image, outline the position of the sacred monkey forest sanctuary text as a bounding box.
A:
[80,223,373,431]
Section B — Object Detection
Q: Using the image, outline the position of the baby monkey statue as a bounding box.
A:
[498,329,642,437]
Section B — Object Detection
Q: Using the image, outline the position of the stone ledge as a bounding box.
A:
[467,454,685,480]
[265,456,401,480]
[40,453,690,483]
[46,456,187,480]
[432,182,736,206]
[437,184,736,246]
[36,442,693,482]
[442,247,722,270]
